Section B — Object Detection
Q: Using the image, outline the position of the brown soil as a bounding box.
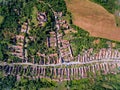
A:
[65,0,120,41]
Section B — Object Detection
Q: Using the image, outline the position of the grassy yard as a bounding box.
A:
[115,16,120,27]
[62,12,72,24]
[115,0,120,27]
[31,7,38,26]
[41,82,67,90]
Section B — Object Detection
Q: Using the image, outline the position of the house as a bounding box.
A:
[37,12,47,26]
[16,35,24,42]
[21,22,28,33]
[47,32,57,48]
[56,24,60,30]
[54,12,63,18]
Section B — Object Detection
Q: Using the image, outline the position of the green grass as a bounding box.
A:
[31,7,38,26]
[62,12,72,24]
[115,0,120,27]
[63,32,73,41]
[115,15,120,27]
[0,15,4,25]
[102,83,113,89]
[70,41,77,56]
[40,88,56,90]
[41,82,67,90]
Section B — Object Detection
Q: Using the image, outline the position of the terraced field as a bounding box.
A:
[65,0,120,41]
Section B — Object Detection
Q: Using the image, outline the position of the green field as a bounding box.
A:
[115,15,120,27]
[31,7,38,26]
[41,73,120,90]
[115,0,120,27]
[0,15,4,25]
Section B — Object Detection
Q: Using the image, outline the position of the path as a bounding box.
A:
[1,58,120,67]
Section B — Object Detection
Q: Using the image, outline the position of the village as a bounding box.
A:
[3,2,120,82]
[1,0,120,89]
[8,10,120,65]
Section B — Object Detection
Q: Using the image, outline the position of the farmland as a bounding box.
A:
[65,0,120,41]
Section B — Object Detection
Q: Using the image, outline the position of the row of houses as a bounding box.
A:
[47,30,74,64]
[9,45,24,59]
[9,22,28,61]
[54,12,73,63]
[9,35,24,60]
[46,11,72,64]
[47,34,73,64]
[29,52,58,65]
[77,48,120,63]
[26,47,120,65]
[2,62,120,81]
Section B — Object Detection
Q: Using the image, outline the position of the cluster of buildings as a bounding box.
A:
[56,19,69,29]
[47,32,73,64]
[9,36,24,60]
[47,29,73,64]
[55,12,70,30]
[59,40,73,63]
[46,11,72,64]
[9,22,28,61]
